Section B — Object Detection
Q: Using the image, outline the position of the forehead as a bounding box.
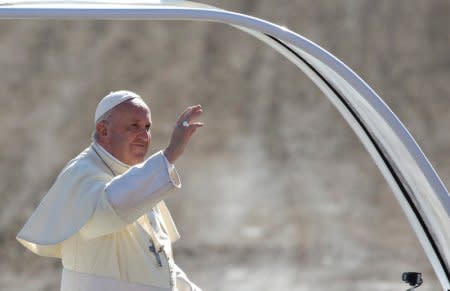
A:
[113,99,151,121]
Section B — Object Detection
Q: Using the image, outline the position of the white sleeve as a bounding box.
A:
[105,151,181,224]
[79,190,128,239]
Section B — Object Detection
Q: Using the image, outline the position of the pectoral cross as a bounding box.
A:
[149,243,163,267]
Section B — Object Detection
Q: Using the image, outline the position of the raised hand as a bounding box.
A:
[163,105,204,164]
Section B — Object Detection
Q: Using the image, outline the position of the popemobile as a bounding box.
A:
[1,1,449,290]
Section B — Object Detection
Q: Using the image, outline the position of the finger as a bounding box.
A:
[183,122,203,135]
[177,105,201,124]
[177,120,203,131]
[186,108,203,123]
[188,122,204,129]
[177,105,196,123]
[178,105,202,125]
[186,105,202,119]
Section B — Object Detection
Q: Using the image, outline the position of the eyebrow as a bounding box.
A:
[127,118,151,127]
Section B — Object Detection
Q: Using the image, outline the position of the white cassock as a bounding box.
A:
[17,142,201,291]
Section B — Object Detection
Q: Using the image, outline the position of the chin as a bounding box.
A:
[133,153,146,164]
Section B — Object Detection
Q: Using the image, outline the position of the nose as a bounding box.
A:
[137,128,151,143]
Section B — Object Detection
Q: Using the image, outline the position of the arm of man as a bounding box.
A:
[106,150,181,223]
[80,151,179,239]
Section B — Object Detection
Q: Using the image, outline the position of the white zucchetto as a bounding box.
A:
[94,90,142,123]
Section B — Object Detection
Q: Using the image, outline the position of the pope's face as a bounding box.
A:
[100,99,152,166]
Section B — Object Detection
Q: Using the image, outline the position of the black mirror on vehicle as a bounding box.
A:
[402,272,423,290]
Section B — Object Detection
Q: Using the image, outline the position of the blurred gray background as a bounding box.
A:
[1,0,449,290]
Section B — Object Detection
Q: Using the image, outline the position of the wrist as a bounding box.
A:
[163,147,176,164]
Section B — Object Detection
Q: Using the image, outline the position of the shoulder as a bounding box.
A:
[58,146,110,181]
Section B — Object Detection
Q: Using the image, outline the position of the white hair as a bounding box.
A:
[91,107,115,142]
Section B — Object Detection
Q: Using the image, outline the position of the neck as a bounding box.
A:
[92,142,130,175]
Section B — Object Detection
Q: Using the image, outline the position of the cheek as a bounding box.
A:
[109,132,129,150]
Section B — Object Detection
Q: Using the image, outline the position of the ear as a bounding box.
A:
[96,121,109,139]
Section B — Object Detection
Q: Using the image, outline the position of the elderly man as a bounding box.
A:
[17,90,203,291]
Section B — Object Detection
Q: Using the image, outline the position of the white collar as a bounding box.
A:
[92,142,130,175]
